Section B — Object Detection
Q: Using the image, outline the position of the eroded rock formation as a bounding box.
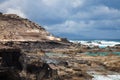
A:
[0,46,61,80]
[0,13,70,80]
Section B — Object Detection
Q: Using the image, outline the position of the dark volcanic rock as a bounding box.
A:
[0,47,61,80]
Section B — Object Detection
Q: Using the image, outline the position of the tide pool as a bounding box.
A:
[86,52,120,56]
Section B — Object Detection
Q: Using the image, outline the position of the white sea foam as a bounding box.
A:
[92,75,120,80]
[70,40,120,48]
[87,71,120,80]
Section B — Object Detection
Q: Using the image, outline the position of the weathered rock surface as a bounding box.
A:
[0,13,69,42]
[0,47,61,80]
[0,13,70,80]
[0,12,71,50]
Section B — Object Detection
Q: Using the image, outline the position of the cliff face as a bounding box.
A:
[0,13,61,41]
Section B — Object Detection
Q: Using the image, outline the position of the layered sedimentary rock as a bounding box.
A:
[0,12,67,42]
[0,13,70,80]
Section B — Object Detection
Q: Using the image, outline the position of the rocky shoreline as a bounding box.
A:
[0,40,120,80]
[0,13,120,80]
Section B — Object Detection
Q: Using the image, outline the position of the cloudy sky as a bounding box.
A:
[0,0,120,39]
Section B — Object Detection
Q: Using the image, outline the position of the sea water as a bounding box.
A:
[70,39,120,56]
[70,39,120,48]
[92,75,120,80]
[85,52,120,56]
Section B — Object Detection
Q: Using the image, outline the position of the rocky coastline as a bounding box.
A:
[0,13,120,80]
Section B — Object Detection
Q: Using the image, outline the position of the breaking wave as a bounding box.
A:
[70,40,120,48]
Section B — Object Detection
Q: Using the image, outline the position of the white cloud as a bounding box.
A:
[45,20,93,34]
[72,5,120,20]
[45,19,120,36]
[5,8,26,18]
[92,6,120,16]
[71,0,84,8]
[0,0,26,18]
[41,0,58,6]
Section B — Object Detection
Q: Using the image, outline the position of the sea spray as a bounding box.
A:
[70,40,120,48]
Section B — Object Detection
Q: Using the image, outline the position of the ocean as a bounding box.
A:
[70,39,120,48]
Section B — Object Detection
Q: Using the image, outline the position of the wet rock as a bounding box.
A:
[115,44,120,46]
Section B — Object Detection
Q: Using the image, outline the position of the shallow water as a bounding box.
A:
[88,71,120,80]
[86,52,120,56]
[92,75,120,80]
